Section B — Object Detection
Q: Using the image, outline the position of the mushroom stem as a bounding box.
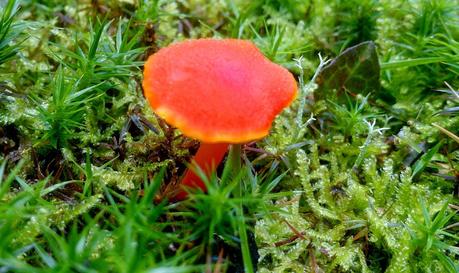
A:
[176,142,229,200]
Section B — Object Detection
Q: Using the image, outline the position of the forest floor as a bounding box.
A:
[0,0,458,272]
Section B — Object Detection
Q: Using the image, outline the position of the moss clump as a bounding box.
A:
[0,0,457,272]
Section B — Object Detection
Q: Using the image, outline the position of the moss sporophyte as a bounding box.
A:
[142,38,297,200]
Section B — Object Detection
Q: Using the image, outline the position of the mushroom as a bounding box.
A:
[143,39,297,200]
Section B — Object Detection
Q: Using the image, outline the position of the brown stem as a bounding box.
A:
[174,142,229,200]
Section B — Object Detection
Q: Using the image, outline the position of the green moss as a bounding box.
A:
[1,0,458,271]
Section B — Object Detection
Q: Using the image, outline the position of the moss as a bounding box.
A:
[0,0,457,271]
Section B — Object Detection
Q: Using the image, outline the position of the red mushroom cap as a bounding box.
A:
[143,39,297,143]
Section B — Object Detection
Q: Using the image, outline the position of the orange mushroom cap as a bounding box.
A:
[143,39,297,143]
